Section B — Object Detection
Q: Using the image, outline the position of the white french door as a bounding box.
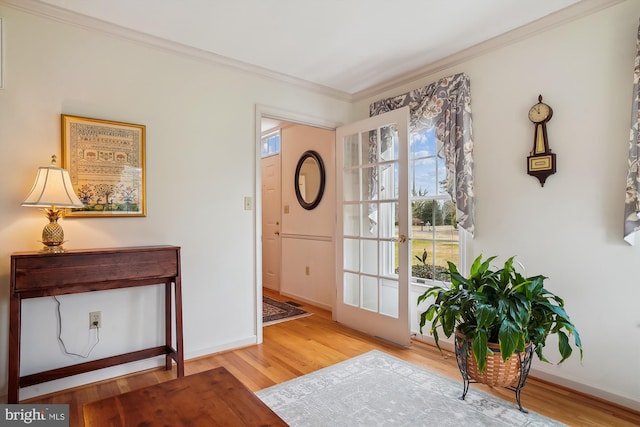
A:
[335,106,410,346]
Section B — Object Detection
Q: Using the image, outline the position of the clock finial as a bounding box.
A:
[538,94,543,102]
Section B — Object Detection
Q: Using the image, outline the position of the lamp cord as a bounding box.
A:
[53,296,100,358]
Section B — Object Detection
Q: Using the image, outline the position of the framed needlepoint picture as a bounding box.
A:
[61,114,146,217]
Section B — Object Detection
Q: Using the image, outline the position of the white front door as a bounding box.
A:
[335,107,410,346]
[262,154,281,291]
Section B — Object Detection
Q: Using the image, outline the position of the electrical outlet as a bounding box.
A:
[89,311,102,329]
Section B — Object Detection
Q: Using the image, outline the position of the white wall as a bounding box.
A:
[280,125,336,309]
[356,0,640,411]
[2,0,639,412]
[0,6,353,400]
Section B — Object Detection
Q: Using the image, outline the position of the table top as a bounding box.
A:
[83,367,287,426]
[11,245,180,257]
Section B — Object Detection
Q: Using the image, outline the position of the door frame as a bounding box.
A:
[254,104,340,343]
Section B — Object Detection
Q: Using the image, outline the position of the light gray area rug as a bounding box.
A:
[256,350,565,426]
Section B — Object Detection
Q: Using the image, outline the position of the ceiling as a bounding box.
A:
[3,0,622,97]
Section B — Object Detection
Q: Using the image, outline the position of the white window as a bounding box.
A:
[409,127,460,284]
[261,130,281,157]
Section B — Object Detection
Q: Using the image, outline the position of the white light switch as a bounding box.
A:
[244,196,252,210]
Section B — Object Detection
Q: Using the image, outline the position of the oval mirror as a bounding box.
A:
[294,150,325,210]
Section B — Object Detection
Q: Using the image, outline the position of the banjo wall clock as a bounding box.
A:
[527,94,556,187]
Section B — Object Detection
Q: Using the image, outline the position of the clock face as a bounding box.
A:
[528,103,552,123]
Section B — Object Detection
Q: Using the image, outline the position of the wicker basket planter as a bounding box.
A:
[454,330,534,411]
[418,255,583,413]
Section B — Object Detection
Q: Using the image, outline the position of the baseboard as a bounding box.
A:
[528,368,640,412]
[278,291,332,312]
[9,357,168,402]
[185,336,257,360]
[1,336,259,403]
[412,335,640,412]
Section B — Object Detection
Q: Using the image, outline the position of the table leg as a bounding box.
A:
[8,294,21,403]
[174,277,184,377]
[164,281,173,371]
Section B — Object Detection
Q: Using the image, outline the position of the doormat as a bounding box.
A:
[263,296,311,326]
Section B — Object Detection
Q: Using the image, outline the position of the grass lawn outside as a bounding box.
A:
[392,225,459,281]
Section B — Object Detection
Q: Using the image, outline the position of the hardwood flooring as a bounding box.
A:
[23,289,640,427]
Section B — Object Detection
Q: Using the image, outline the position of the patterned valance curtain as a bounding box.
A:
[370,73,475,236]
[624,21,640,245]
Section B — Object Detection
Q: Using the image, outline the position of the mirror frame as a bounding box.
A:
[294,150,326,210]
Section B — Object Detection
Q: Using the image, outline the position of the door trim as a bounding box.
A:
[254,104,341,343]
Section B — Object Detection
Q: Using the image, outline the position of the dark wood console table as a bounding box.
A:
[83,367,287,426]
[8,245,183,403]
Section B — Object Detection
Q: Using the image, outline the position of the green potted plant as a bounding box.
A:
[417,255,582,410]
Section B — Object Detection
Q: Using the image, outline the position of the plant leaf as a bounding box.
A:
[557,330,573,363]
[472,329,489,373]
[475,303,495,328]
[535,342,550,363]
[498,320,523,361]
[441,310,456,337]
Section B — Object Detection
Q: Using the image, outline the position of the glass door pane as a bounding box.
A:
[335,107,410,347]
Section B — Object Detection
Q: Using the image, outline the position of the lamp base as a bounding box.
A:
[41,216,66,253]
[40,243,67,253]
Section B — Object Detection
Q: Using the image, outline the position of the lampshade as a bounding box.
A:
[22,156,84,208]
[22,155,84,252]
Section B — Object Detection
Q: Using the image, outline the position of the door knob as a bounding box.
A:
[274,231,280,235]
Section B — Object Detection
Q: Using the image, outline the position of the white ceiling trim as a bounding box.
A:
[0,0,352,100]
[0,0,624,102]
[352,0,625,101]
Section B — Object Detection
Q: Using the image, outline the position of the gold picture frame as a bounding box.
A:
[61,114,146,217]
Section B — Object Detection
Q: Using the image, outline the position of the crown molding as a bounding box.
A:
[0,0,353,101]
[0,0,624,103]
[351,0,625,101]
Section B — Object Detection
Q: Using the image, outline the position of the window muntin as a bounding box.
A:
[341,125,402,319]
[409,128,459,283]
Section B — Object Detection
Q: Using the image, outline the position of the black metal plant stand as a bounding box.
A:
[454,333,534,413]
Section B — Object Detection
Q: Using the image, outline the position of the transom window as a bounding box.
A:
[261,130,281,157]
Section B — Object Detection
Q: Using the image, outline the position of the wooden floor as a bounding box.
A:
[24,289,640,427]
